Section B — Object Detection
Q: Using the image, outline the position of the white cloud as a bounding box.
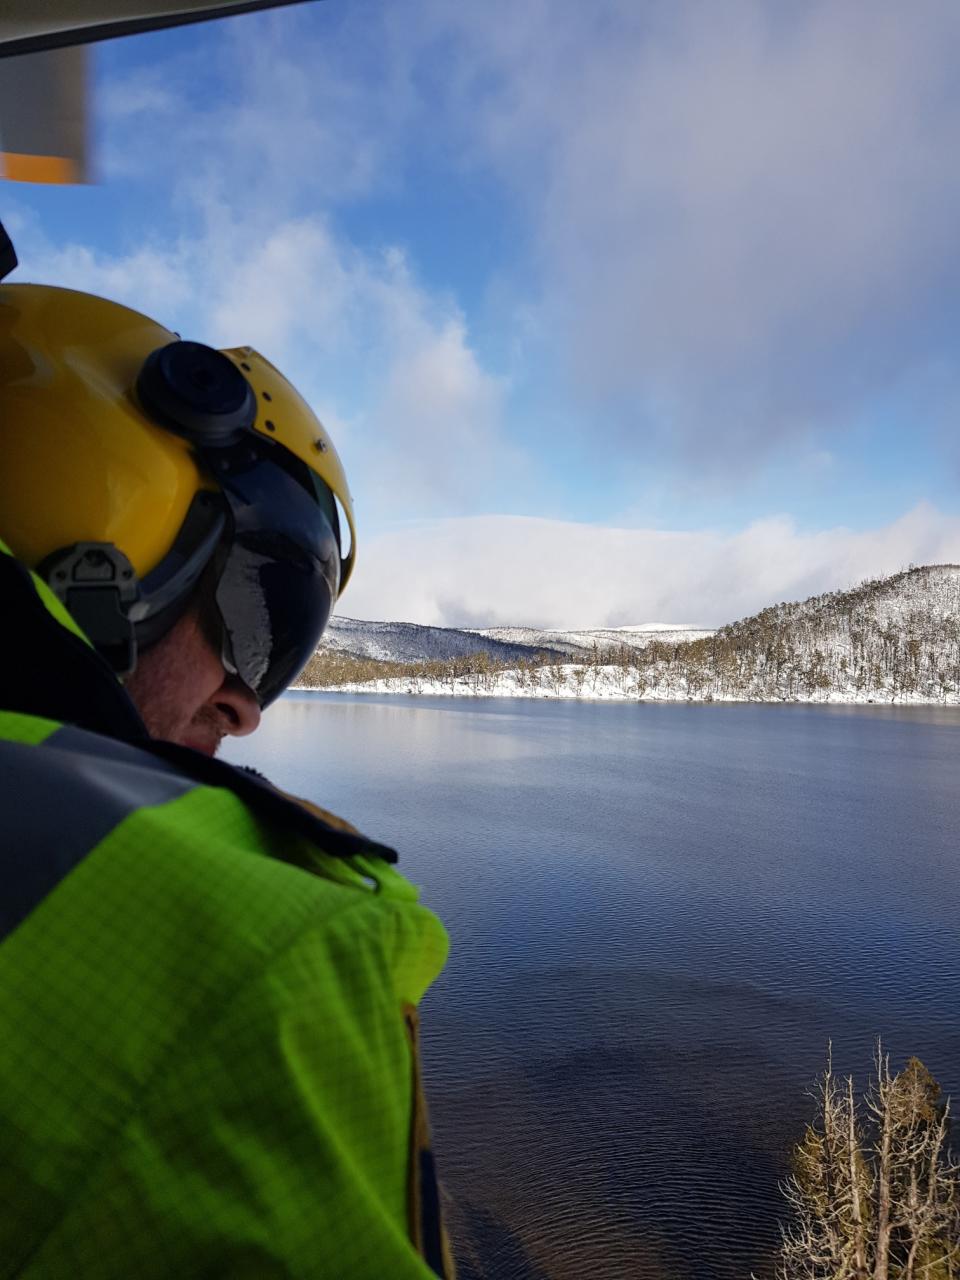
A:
[17,235,195,317]
[341,503,960,629]
[413,0,960,462]
[362,292,514,510]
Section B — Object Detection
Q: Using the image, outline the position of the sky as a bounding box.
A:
[8,0,960,628]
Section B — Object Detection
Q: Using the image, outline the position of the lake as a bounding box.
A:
[222,694,960,1279]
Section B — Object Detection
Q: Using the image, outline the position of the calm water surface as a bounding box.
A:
[223,695,960,1279]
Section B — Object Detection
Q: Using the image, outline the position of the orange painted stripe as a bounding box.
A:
[1,152,78,185]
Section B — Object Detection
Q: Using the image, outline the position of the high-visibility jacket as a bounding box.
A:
[0,543,452,1279]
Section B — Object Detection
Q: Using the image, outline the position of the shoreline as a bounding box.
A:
[293,680,960,708]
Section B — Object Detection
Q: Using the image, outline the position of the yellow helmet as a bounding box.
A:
[0,282,356,706]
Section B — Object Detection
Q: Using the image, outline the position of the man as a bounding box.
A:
[0,282,453,1278]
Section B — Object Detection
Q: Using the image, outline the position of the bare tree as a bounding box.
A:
[769,1045,959,1280]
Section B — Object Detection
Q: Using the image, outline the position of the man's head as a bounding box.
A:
[0,283,356,742]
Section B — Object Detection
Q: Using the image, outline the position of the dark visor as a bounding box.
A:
[211,452,341,708]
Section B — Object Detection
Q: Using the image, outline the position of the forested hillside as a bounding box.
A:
[696,563,960,701]
[299,565,960,704]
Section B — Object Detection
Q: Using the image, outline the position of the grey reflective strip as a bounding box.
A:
[0,729,195,942]
[46,725,190,777]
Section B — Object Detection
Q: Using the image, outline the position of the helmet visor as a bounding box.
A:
[213,454,341,708]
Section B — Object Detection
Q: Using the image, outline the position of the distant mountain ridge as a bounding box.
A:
[300,565,960,704]
[465,623,712,656]
[320,615,711,664]
[319,616,566,665]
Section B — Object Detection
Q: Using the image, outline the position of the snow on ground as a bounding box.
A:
[299,663,960,706]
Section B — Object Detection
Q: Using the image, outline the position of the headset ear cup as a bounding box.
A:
[137,341,257,445]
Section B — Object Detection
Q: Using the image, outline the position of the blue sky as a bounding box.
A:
[8,0,960,627]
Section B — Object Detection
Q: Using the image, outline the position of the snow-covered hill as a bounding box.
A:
[321,616,708,663]
[698,562,960,702]
[320,617,567,664]
[299,566,960,705]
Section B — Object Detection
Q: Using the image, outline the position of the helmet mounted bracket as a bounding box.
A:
[40,542,140,675]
